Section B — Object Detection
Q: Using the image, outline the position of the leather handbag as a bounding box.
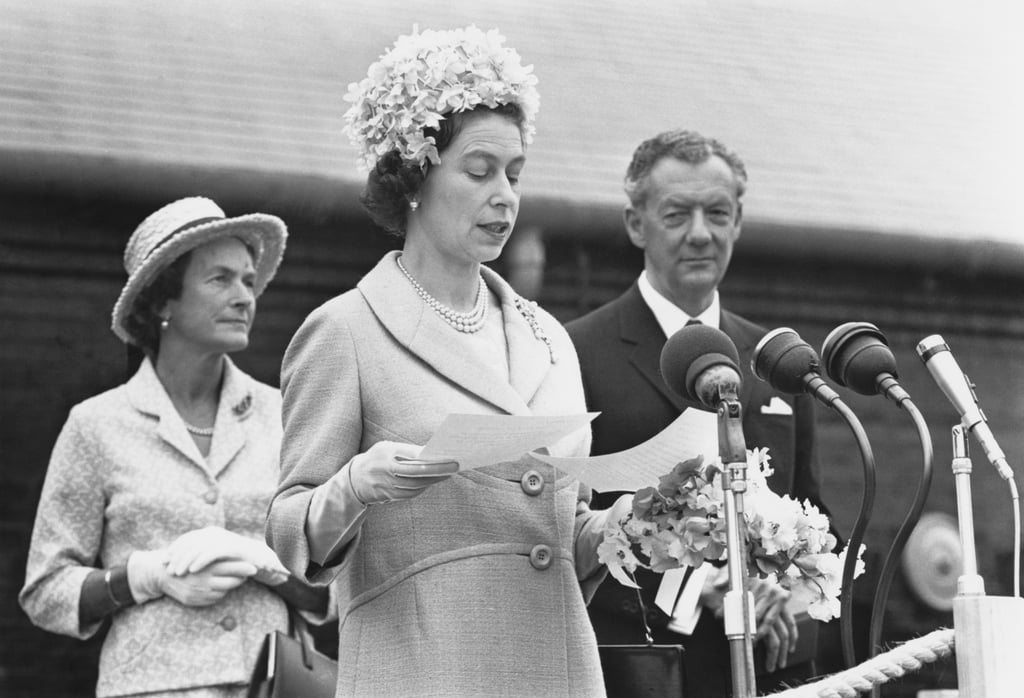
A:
[247,612,337,698]
[598,643,686,697]
[598,587,687,697]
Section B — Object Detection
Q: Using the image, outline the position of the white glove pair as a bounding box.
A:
[127,526,289,607]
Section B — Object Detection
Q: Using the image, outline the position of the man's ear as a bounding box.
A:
[624,206,646,249]
[734,203,743,240]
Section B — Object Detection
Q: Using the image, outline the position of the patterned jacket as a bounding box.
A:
[20,357,289,697]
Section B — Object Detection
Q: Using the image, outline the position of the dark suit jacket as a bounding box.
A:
[567,282,828,697]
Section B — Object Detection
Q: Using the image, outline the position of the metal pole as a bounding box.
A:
[719,396,756,697]
[952,425,985,597]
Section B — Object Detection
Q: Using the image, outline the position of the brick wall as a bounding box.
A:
[4,190,1019,694]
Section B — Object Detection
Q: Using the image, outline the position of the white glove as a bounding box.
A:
[160,559,258,607]
[165,526,290,586]
[347,440,459,506]
[590,493,635,531]
[127,548,170,604]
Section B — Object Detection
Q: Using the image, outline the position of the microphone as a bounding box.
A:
[821,322,911,405]
[754,326,876,669]
[660,324,742,411]
[824,322,935,672]
[917,334,1013,481]
[750,327,842,406]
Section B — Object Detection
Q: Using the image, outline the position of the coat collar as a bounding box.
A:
[358,251,549,415]
[125,356,256,477]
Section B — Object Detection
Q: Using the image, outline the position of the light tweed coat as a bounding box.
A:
[267,252,608,697]
[20,358,290,697]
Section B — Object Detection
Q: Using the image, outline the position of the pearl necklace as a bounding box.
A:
[184,422,214,437]
[397,256,488,333]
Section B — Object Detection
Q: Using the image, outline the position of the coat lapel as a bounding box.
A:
[359,252,533,415]
[616,284,689,413]
[125,358,207,472]
[485,265,550,408]
[719,310,758,411]
[205,358,253,478]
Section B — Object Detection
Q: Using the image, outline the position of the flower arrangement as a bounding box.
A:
[343,25,540,173]
[597,448,864,622]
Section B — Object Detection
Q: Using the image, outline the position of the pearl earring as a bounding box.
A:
[409,200,419,211]
[160,317,170,331]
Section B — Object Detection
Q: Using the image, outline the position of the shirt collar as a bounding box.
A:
[637,270,720,338]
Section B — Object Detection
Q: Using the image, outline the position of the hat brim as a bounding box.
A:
[111,213,287,345]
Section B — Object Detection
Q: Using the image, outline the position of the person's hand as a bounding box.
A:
[750,578,798,673]
[159,559,258,607]
[165,526,290,586]
[347,441,459,506]
[127,549,258,606]
[698,570,798,672]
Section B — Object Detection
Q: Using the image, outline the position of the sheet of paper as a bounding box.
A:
[531,409,718,492]
[419,413,598,470]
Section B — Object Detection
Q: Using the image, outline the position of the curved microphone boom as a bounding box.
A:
[823,322,934,691]
[752,327,875,670]
[916,334,1013,482]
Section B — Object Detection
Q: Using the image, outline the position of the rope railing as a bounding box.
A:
[770,628,955,698]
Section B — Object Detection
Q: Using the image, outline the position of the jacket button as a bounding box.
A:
[203,489,218,504]
[219,616,237,631]
[520,470,544,496]
[529,544,552,570]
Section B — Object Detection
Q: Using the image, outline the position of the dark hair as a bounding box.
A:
[359,103,526,235]
[624,129,748,208]
[123,251,192,358]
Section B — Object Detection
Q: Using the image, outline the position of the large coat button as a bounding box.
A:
[529,544,553,570]
[203,489,219,504]
[219,616,237,631]
[520,470,544,496]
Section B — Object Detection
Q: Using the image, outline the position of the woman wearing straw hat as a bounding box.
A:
[20,197,326,697]
[266,26,630,697]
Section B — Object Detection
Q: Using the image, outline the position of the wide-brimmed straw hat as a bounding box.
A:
[111,196,287,345]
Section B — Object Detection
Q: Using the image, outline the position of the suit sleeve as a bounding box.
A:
[19,407,107,639]
[266,302,368,585]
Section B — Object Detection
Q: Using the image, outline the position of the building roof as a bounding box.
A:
[2,0,1021,271]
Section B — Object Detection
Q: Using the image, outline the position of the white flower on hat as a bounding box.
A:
[343,25,540,173]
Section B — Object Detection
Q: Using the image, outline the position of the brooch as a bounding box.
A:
[514,297,557,364]
[232,394,252,416]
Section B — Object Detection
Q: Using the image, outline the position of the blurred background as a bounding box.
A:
[2,0,1021,695]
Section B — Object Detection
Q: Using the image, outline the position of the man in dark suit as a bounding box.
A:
[567,129,830,697]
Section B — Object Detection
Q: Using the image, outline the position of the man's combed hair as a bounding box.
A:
[623,130,748,207]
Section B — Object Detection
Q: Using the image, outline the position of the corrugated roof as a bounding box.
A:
[1,0,1021,250]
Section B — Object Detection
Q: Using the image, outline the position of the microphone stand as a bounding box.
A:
[825,398,877,669]
[717,389,756,698]
[951,425,985,597]
[866,395,933,698]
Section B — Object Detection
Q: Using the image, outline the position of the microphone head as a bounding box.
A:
[751,327,821,394]
[821,322,898,396]
[916,334,948,362]
[660,324,741,409]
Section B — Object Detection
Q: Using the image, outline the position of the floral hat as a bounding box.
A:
[343,25,540,173]
[111,196,287,345]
